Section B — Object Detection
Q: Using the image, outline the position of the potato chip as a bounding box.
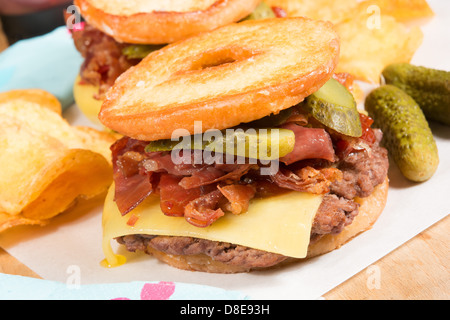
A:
[20,149,113,222]
[0,115,67,216]
[70,126,120,166]
[266,0,433,24]
[0,91,117,164]
[265,0,430,83]
[0,90,117,232]
[265,0,359,24]
[0,89,62,115]
[355,0,434,23]
[335,13,423,83]
[0,212,44,231]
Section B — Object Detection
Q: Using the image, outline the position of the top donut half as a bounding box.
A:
[99,17,340,141]
[74,0,262,44]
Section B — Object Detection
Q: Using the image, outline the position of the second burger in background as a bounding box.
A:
[70,0,273,124]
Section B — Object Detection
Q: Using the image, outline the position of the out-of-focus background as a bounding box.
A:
[0,24,6,51]
[0,0,72,46]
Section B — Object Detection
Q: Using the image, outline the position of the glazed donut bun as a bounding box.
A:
[99,17,340,141]
[74,0,262,44]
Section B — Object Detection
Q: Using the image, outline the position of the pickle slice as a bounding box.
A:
[305,78,362,137]
[145,139,180,152]
[242,1,275,21]
[145,128,295,161]
[122,44,165,60]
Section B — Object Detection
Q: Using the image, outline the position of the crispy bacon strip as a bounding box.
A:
[141,151,206,176]
[179,164,255,189]
[332,72,355,91]
[111,137,155,216]
[184,190,225,228]
[271,166,342,194]
[272,6,288,18]
[158,174,203,217]
[279,123,336,165]
[114,173,154,216]
[218,184,256,215]
[178,166,227,189]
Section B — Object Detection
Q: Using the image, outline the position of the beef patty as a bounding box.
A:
[117,193,360,269]
[116,143,388,269]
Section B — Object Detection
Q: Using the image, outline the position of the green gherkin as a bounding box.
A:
[382,63,450,126]
[305,78,362,137]
[365,85,439,182]
[242,1,276,21]
[145,128,296,161]
[122,44,165,60]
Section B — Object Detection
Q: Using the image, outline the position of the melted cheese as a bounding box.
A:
[102,184,323,267]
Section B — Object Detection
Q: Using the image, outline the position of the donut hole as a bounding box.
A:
[200,56,237,69]
[190,46,258,71]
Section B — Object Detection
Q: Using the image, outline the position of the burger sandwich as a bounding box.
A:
[99,17,389,273]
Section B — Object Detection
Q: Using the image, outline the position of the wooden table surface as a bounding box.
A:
[325,215,449,300]
[0,20,449,301]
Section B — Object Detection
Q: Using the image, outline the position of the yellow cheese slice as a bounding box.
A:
[102,184,323,267]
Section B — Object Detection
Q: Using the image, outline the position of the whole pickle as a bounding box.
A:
[365,85,439,182]
[382,63,450,126]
